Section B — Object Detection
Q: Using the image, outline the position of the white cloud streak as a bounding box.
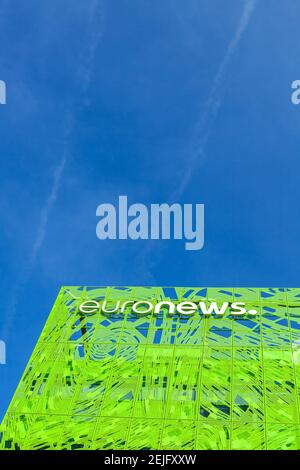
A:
[80,0,106,96]
[171,0,257,201]
[138,0,257,282]
[2,0,105,338]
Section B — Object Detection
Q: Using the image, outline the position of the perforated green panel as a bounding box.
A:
[1,287,300,450]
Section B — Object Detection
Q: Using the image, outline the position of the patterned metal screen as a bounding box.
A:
[1,286,300,450]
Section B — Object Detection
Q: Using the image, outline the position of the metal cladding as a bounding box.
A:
[1,286,300,450]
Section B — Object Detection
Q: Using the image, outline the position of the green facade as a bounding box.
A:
[1,286,300,450]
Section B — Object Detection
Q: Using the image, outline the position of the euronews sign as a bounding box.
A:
[79,299,258,316]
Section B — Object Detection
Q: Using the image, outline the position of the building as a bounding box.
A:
[1,286,300,450]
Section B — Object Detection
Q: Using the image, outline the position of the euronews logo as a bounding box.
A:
[79,299,258,316]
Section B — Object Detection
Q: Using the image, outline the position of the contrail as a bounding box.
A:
[138,0,257,282]
[28,0,105,270]
[2,1,105,338]
[29,120,72,269]
[80,0,105,96]
[172,0,257,200]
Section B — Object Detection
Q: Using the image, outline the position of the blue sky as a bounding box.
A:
[1,0,300,418]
